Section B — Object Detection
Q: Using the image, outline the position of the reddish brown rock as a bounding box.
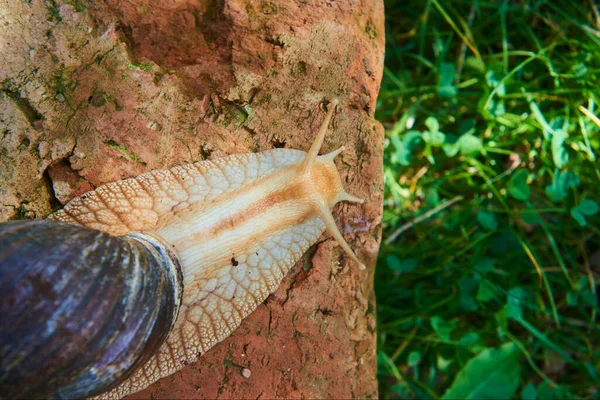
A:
[0,0,384,397]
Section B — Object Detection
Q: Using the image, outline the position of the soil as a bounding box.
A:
[0,0,384,397]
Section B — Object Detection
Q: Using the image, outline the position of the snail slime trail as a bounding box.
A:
[0,100,365,399]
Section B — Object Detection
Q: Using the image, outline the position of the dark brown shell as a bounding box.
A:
[0,220,183,399]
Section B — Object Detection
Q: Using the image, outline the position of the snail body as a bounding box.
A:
[0,100,364,398]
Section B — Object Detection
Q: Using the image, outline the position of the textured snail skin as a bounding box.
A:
[48,100,364,399]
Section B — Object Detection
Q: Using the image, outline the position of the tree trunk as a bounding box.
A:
[0,0,384,398]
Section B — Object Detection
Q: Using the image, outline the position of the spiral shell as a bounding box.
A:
[0,220,183,399]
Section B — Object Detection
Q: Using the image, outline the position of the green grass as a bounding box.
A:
[375,1,600,398]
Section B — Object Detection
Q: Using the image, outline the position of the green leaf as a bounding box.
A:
[386,255,418,273]
[495,309,507,340]
[507,170,530,201]
[391,130,423,166]
[425,116,440,133]
[422,117,446,147]
[385,255,401,271]
[431,316,457,341]
[551,128,569,168]
[536,382,575,399]
[389,384,409,398]
[526,93,552,141]
[477,281,495,303]
[438,63,457,98]
[442,343,521,399]
[425,188,441,207]
[458,134,482,155]
[477,210,498,230]
[423,129,446,146]
[571,198,599,226]
[437,354,454,372]
[459,332,485,353]
[407,351,421,367]
[473,260,497,302]
[570,279,597,308]
[585,362,598,380]
[521,212,541,226]
[475,258,495,273]
[578,199,599,214]
[580,290,598,308]
[485,71,506,118]
[566,291,579,306]
[459,275,479,312]
[546,170,580,202]
[572,62,589,79]
[466,56,486,73]
[443,137,460,157]
[505,287,528,320]
[521,383,537,400]
[571,209,586,226]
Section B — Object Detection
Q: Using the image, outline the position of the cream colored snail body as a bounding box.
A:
[0,100,365,399]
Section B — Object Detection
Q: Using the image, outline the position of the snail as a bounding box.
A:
[0,99,365,399]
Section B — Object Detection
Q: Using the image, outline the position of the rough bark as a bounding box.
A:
[0,0,384,398]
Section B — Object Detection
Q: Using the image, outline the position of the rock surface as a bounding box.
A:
[0,0,384,398]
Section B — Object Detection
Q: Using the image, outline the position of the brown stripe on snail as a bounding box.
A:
[0,100,365,399]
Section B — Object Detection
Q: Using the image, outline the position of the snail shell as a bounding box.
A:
[0,220,183,399]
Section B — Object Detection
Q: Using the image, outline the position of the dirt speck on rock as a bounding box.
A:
[241,368,251,379]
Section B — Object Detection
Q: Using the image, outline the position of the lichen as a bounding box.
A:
[103,139,141,164]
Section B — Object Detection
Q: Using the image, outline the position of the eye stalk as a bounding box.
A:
[299,98,340,175]
[298,99,366,270]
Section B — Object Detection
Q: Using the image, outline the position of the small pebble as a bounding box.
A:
[241,368,251,379]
